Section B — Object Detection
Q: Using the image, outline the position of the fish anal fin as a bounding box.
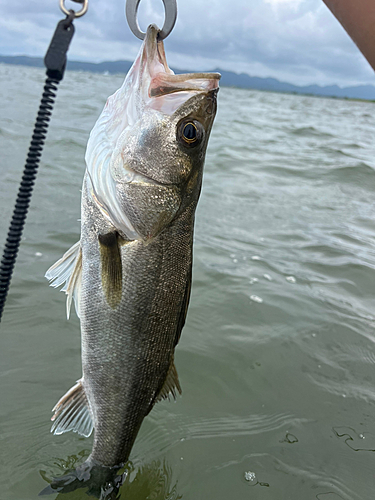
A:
[156,357,182,403]
[98,232,122,309]
[51,379,93,438]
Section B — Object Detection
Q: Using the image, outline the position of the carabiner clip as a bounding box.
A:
[60,0,88,18]
[126,0,177,40]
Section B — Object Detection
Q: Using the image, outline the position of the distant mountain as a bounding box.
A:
[0,55,134,75]
[211,69,375,101]
[1,54,375,101]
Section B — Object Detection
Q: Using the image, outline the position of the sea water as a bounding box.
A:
[0,63,375,499]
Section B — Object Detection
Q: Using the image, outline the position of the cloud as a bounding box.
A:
[0,0,373,87]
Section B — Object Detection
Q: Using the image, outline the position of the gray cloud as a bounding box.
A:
[0,0,373,87]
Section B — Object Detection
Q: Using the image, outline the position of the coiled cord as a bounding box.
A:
[0,77,60,320]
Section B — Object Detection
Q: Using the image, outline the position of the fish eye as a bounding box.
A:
[178,120,204,148]
[183,123,197,143]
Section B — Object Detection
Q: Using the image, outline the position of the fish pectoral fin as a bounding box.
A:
[45,241,82,320]
[51,379,93,438]
[98,232,123,309]
[155,357,182,403]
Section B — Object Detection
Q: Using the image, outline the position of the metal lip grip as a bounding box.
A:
[126,0,177,40]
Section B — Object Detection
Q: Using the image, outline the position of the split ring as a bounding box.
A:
[60,0,89,18]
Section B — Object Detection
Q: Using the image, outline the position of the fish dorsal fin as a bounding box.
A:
[156,357,182,403]
[51,379,93,438]
[45,241,82,319]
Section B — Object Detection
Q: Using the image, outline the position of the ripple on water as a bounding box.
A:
[136,412,311,457]
[323,162,375,190]
[290,125,335,138]
[270,456,364,500]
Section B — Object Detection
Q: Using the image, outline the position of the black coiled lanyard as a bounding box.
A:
[0,0,88,321]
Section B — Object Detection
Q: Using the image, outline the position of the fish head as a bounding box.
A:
[114,24,219,186]
[85,24,220,240]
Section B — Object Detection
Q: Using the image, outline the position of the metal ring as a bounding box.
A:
[60,0,88,18]
[126,0,177,40]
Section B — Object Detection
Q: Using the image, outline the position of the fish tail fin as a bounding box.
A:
[45,241,82,319]
[39,462,127,499]
[51,379,93,438]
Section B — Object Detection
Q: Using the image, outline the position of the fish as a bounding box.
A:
[42,23,219,495]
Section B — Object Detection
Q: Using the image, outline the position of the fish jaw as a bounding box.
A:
[85,24,220,241]
[142,24,220,113]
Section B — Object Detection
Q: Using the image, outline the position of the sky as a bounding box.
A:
[0,0,374,87]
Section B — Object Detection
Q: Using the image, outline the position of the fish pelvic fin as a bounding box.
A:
[51,379,93,438]
[156,357,182,403]
[45,241,82,319]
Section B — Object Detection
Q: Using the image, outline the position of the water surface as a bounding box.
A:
[0,63,375,499]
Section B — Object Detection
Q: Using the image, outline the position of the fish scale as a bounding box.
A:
[81,179,194,466]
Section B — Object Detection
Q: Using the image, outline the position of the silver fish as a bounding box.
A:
[45,24,219,476]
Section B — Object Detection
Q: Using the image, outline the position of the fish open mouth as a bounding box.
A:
[135,24,220,113]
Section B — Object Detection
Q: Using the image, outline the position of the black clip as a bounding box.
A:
[44,15,75,81]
